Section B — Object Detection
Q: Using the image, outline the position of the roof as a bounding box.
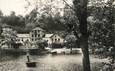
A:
[50,34,59,37]
[113,1,115,5]
[45,34,53,38]
[17,34,30,38]
[50,34,64,39]
[32,27,43,31]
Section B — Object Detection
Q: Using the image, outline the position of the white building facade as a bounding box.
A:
[43,34,65,47]
[30,27,45,42]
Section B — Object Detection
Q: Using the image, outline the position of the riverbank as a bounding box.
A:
[0,49,49,55]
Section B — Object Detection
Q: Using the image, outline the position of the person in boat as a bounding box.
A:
[27,52,30,62]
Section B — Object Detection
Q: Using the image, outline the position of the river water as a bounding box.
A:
[0,54,108,71]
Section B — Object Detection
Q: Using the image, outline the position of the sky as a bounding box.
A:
[0,0,72,16]
[0,0,110,16]
[0,0,28,16]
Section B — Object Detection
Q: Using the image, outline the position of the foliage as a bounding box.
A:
[0,12,26,33]
[38,14,66,32]
[0,0,114,69]
[35,38,48,49]
[2,13,25,27]
[0,25,17,48]
[87,0,115,60]
[65,34,77,48]
[24,0,115,70]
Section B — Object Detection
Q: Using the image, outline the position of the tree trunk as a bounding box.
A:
[79,19,91,71]
[80,35,91,71]
[73,0,91,71]
[78,12,91,71]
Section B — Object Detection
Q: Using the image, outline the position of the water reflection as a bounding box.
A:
[0,54,107,71]
[28,54,83,71]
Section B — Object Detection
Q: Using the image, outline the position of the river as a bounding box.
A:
[0,54,108,71]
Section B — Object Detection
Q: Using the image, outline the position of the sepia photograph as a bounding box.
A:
[0,0,115,71]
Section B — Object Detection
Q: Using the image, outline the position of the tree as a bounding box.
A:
[35,38,48,50]
[0,10,3,17]
[24,0,115,71]
[1,25,17,48]
[72,0,91,71]
[65,33,77,52]
[25,0,90,71]
[24,0,70,33]
[0,10,3,34]
[1,12,25,33]
[87,0,115,62]
[110,0,115,66]
[72,1,115,71]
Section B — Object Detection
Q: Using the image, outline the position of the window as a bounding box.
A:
[32,38,34,41]
[38,30,40,32]
[38,34,40,37]
[52,39,53,42]
[32,34,34,37]
[58,38,60,42]
[26,39,29,41]
[22,38,23,41]
[55,39,57,42]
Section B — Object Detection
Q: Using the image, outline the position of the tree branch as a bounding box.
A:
[62,0,76,11]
